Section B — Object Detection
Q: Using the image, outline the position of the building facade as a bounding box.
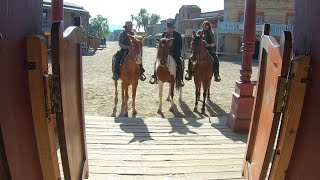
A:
[218,0,295,55]
[42,0,90,38]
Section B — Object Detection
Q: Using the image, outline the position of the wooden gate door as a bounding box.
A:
[51,21,89,180]
[243,31,292,180]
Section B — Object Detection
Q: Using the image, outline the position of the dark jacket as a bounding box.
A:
[118,30,135,50]
[161,31,182,59]
[197,30,215,51]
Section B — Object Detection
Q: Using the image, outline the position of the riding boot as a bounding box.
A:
[139,64,146,81]
[113,60,120,80]
[185,58,193,81]
[213,58,221,82]
[177,63,185,87]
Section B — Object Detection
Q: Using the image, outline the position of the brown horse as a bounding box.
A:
[155,38,182,113]
[190,31,214,114]
[112,35,144,117]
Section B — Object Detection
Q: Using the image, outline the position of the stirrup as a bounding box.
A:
[185,73,192,81]
[149,75,157,85]
[214,76,221,82]
[140,74,146,81]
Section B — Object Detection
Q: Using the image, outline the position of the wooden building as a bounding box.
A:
[217,0,295,55]
[42,0,90,49]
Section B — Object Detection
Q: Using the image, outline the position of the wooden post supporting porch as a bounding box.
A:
[227,0,256,133]
[52,0,64,22]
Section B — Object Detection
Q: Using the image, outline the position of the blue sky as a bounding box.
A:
[65,0,224,31]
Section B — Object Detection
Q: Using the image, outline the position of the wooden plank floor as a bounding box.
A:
[59,116,247,180]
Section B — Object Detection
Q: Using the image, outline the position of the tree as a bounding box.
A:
[150,14,161,25]
[90,14,110,37]
[134,8,150,31]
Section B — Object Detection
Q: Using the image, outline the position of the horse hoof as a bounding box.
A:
[166,97,171,101]
[157,109,162,114]
[123,112,128,117]
[193,107,198,112]
[207,97,211,101]
[132,111,137,116]
[169,107,174,112]
[201,109,206,114]
[179,98,182,102]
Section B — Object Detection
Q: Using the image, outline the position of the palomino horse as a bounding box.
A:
[112,35,144,116]
[190,31,214,114]
[155,38,182,113]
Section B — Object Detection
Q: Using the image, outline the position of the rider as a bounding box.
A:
[185,21,221,82]
[113,21,146,81]
[149,22,184,87]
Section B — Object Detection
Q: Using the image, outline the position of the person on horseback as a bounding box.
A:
[149,22,185,87]
[113,21,146,81]
[185,21,221,82]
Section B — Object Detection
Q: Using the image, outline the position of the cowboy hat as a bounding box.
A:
[123,21,133,28]
[166,22,175,28]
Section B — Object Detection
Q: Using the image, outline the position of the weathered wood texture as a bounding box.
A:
[51,22,89,180]
[26,36,60,180]
[269,56,310,179]
[286,0,320,179]
[224,0,294,23]
[244,32,292,180]
[59,116,247,179]
[0,126,11,180]
[0,0,43,179]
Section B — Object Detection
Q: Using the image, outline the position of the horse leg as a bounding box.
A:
[158,81,163,113]
[114,80,118,103]
[121,81,125,107]
[179,87,182,102]
[194,82,199,112]
[201,82,208,114]
[166,84,171,101]
[169,81,174,112]
[207,81,211,101]
[123,82,129,117]
[132,82,138,116]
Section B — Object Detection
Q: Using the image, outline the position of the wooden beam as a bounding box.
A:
[26,36,60,180]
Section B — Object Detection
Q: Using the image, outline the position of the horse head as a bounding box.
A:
[156,38,174,66]
[128,35,145,64]
[190,31,205,62]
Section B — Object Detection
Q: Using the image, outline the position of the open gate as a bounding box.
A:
[243,26,310,179]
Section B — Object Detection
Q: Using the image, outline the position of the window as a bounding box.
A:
[287,15,295,25]
[256,15,264,24]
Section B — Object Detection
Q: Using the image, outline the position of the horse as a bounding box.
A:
[190,31,214,114]
[112,35,145,117]
[155,38,182,113]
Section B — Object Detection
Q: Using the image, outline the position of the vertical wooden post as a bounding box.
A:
[52,0,64,22]
[227,0,256,133]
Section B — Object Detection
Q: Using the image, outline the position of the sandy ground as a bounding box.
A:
[82,42,258,118]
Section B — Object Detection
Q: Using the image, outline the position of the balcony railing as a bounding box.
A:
[218,22,294,37]
[42,19,89,32]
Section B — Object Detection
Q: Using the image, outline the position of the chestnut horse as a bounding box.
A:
[190,31,214,114]
[112,35,144,116]
[155,38,182,113]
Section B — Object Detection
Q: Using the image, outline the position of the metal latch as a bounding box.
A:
[24,60,36,70]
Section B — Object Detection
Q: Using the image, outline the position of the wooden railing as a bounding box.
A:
[218,22,294,37]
